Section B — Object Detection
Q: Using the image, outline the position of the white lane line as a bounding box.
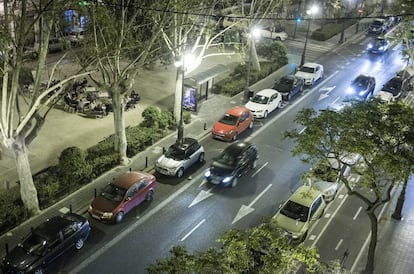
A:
[251,162,268,177]
[350,187,396,273]
[353,206,363,220]
[311,193,348,247]
[299,127,307,134]
[180,219,206,241]
[331,96,341,105]
[335,239,344,251]
[249,184,272,207]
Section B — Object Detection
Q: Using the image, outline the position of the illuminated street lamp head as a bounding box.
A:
[307,5,319,16]
[174,53,195,70]
[251,27,261,39]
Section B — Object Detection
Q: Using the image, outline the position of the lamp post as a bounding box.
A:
[300,5,318,67]
[243,27,261,103]
[175,53,194,145]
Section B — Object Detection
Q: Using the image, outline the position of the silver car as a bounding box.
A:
[156,137,205,178]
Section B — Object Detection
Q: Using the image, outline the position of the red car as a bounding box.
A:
[211,106,254,141]
[88,171,157,224]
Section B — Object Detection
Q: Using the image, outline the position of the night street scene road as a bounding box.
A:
[1,1,414,274]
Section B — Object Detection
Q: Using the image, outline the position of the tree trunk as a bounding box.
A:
[364,209,378,274]
[251,41,261,72]
[13,137,40,215]
[112,91,128,165]
[174,67,183,126]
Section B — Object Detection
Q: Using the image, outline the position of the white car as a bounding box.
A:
[259,27,288,41]
[375,91,395,103]
[295,63,324,86]
[245,88,282,118]
[155,137,204,178]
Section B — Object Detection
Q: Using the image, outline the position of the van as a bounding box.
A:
[273,185,326,242]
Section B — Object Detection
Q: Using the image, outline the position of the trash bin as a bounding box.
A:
[247,89,254,99]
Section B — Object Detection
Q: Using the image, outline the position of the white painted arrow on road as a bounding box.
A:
[188,188,213,208]
[232,184,272,224]
[318,86,336,101]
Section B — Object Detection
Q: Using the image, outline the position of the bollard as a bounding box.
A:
[69,204,72,213]
[163,147,166,154]
[145,156,148,168]
[94,188,97,198]
[204,122,207,131]
[129,167,132,172]
[5,243,9,255]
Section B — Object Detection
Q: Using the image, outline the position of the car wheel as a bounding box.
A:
[275,37,281,41]
[300,85,304,92]
[198,152,205,163]
[232,133,238,141]
[278,101,282,108]
[231,177,238,188]
[176,167,184,178]
[146,190,154,202]
[249,121,253,129]
[115,212,124,224]
[251,158,258,169]
[263,111,268,119]
[75,238,85,250]
[300,231,308,243]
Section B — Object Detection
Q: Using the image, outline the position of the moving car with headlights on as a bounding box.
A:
[245,89,282,118]
[88,171,157,223]
[273,185,326,243]
[294,63,324,86]
[347,74,376,100]
[367,37,390,54]
[205,141,258,187]
[1,213,90,274]
[211,106,254,141]
[156,137,205,178]
[274,75,305,101]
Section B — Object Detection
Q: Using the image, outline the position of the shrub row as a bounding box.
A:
[311,19,357,41]
[0,106,181,235]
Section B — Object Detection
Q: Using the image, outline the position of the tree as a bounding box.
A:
[73,0,164,164]
[284,99,414,273]
[147,218,325,273]
[0,0,93,214]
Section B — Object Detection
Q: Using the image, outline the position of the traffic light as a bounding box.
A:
[78,1,89,6]
[296,17,302,24]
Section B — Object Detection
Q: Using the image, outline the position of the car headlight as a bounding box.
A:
[379,46,384,50]
[359,90,367,96]
[324,188,335,196]
[367,44,373,49]
[88,205,92,211]
[204,169,211,177]
[222,176,233,183]
[256,109,263,113]
[347,87,355,94]
[102,212,113,218]
[291,232,302,239]
[226,130,234,135]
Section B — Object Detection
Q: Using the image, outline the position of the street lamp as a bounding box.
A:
[175,53,194,145]
[300,5,318,67]
[244,26,261,103]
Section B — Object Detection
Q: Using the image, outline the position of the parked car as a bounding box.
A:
[156,137,205,178]
[1,213,90,274]
[205,141,258,187]
[294,63,324,86]
[380,76,411,100]
[274,75,305,101]
[245,88,282,118]
[273,185,326,243]
[375,90,396,103]
[347,74,376,100]
[259,26,288,41]
[367,37,390,54]
[88,171,157,223]
[368,18,388,35]
[211,106,254,141]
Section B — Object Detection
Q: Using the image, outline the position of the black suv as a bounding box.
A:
[274,75,305,101]
[205,141,258,187]
[2,213,90,274]
[347,74,376,100]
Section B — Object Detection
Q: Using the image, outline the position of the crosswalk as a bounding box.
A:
[284,39,336,63]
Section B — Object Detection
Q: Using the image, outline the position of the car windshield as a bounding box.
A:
[218,113,238,125]
[215,150,240,167]
[299,66,314,74]
[277,77,293,92]
[21,234,48,256]
[100,183,127,202]
[165,145,185,160]
[250,95,269,104]
[280,200,309,222]
[372,20,384,26]
[383,78,402,94]
[353,76,368,87]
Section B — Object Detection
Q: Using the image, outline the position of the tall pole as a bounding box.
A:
[176,56,185,145]
[244,38,252,103]
[300,18,311,67]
